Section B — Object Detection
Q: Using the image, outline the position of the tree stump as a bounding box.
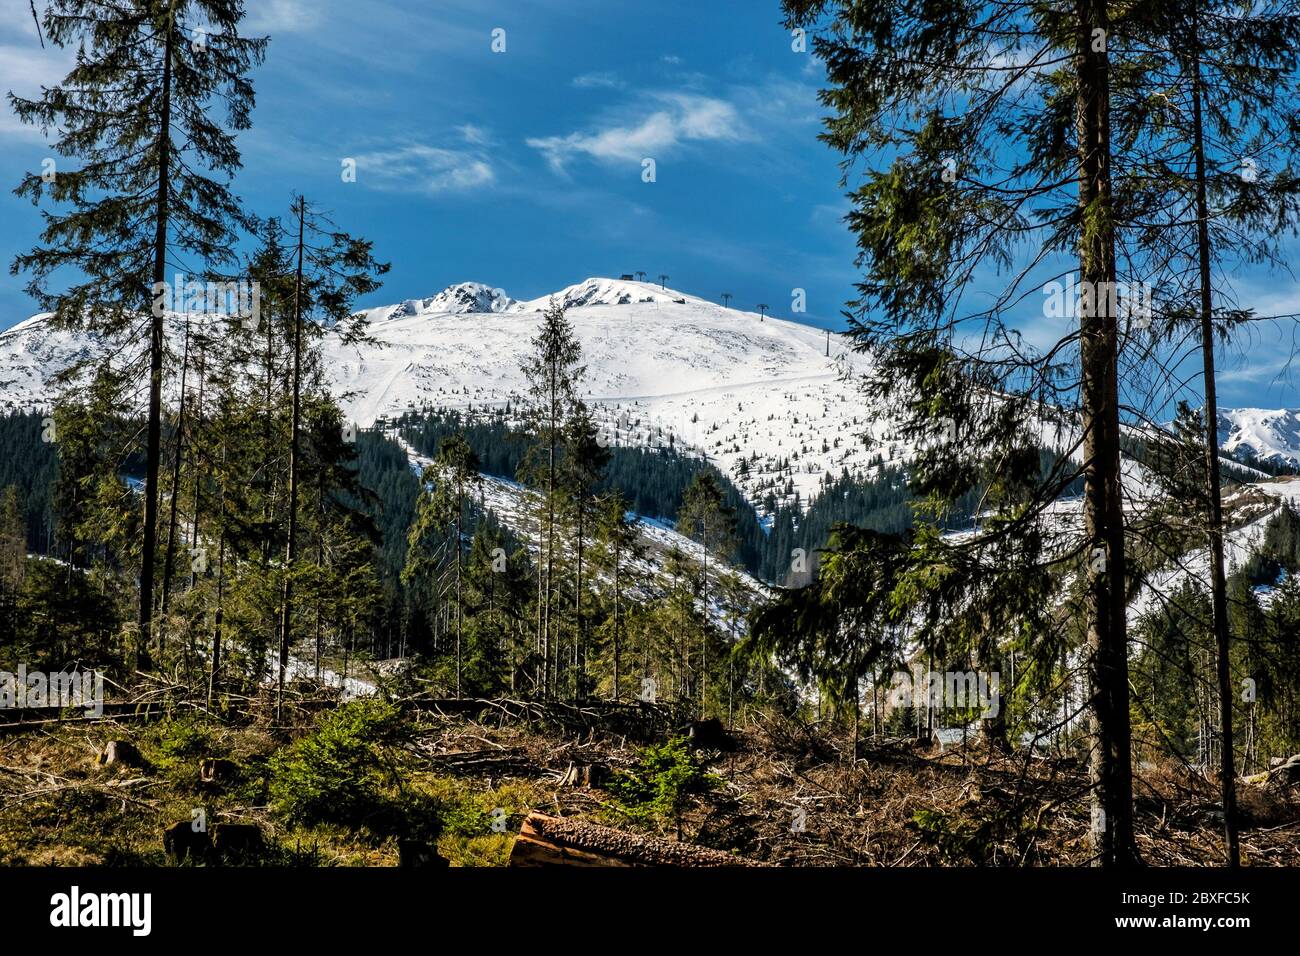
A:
[97,740,144,769]
[199,758,238,784]
[559,763,608,788]
[211,823,265,858]
[163,821,212,863]
[398,839,449,867]
[684,718,734,751]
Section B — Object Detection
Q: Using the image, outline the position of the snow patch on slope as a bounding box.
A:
[393,434,766,626]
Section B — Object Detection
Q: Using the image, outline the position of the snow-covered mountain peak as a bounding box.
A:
[1219,407,1300,468]
[367,282,516,321]
[358,277,713,324]
[515,277,704,312]
[425,282,517,315]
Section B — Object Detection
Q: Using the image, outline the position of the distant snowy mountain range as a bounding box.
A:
[1,276,1297,518]
[1218,407,1300,470]
[365,281,518,319]
[326,277,878,513]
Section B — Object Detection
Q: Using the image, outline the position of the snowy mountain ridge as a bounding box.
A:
[1218,407,1300,469]
[0,276,1297,517]
[358,281,517,321]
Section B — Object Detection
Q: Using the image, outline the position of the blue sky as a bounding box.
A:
[0,0,1296,411]
[0,0,858,331]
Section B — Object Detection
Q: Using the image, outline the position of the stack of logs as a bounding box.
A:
[508,812,759,867]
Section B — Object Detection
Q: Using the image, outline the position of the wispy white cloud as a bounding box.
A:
[351,143,494,194]
[730,75,823,128]
[572,71,625,90]
[810,199,851,229]
[247,0,485,72]
[1219,359,1290,386]
[527,92,750,172]
[457,124,492,146]
[245,0,327,33]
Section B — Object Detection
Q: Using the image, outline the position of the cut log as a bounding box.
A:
[1267,754,1300,789]
[508,812,758,867]
[420,747,530,775]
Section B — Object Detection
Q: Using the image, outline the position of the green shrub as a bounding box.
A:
[910,808,989,863]
[606,736,720,838]
[269,699,402,827]
[148,716,216,786]
[440,799,493,837]
[155,716,212,761]
[406,775,513,839]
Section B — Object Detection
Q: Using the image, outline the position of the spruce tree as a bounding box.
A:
[518,298,584,695]
[464,517,532,694]
[1119,0,1300,867]
[159,313,193,626]
[596,491,640,700]
[0,487,26,641]
[9,0,266,667]
[677,471,737,714]
[271,196,387,714]
[429,434,480,695]
[781,0,1146,864]
[561,401,610,697]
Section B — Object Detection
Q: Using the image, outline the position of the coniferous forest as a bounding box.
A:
[1,0,1300,939]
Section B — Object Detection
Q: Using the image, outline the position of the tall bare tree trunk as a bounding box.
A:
[700,514,708,718]
[277,199,306,720]
[1189,7,1239,867]
[208,438,228,709]
[161,314,190,625]
[140,10,176,670]
[1077,0,1137,867]
[189,346,205,590]
[575,502,584,698]
[545,392,556,696]
[455,482,462,696]
[613,534,621,700]
[536,508,544,692]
